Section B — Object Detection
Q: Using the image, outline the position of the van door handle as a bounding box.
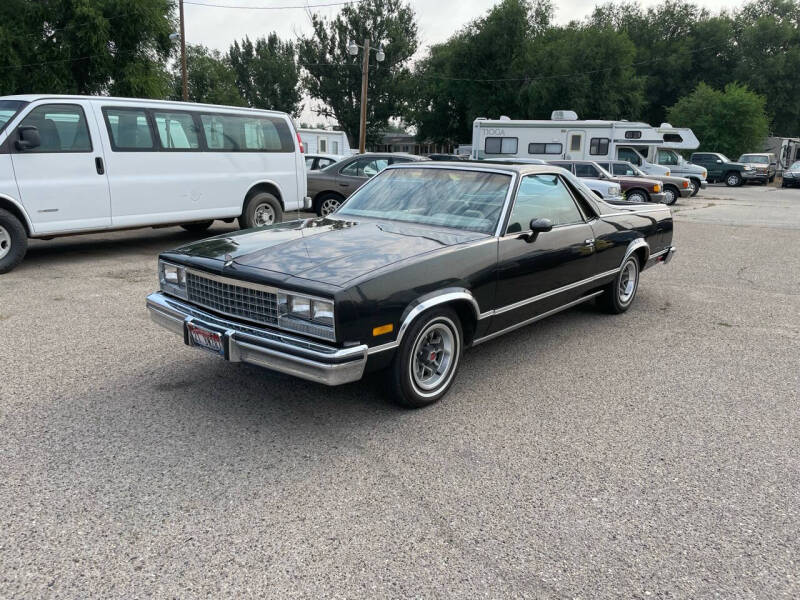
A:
[95,157,105,175]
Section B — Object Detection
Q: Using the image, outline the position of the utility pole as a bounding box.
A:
[179,0,188,101]
[358,38,370,154]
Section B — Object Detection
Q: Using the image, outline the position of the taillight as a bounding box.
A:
[296,132,304,153]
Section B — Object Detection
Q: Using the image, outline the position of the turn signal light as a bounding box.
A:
[373,324,394,336]
[682,180,689,188]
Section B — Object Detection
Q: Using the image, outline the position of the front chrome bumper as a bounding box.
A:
[146,292,367,386]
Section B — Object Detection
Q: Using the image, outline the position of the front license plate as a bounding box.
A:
[187,322,225,357]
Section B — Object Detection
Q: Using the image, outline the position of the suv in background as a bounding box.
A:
[307,152,429,216]
[738,153,777,184]
[550,160,667,204]
[690,152,757,186]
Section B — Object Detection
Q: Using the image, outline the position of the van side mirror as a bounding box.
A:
[715,159,722,164]
[16,126,41,151]
[521,217,553,243]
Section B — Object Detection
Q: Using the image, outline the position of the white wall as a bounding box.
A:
[298,129,351,155]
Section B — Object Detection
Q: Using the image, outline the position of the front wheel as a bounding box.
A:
[316,193,344,217]
[390,307,463,408]
[0,209,27,274]
[626,189,648,204]
[725,172,743,187]
[597,255,640,314]
[689,179,701,196]
[663,185,678,206]
[240,192,283,229]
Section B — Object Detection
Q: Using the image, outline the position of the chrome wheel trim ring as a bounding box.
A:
[628,192,645,203]
[320,198,341,216]
[408,318,459,398]
[618,260,638,305]
[253,203,275,226]
[664,188,676,204]
[0,225,10,260]
[727,174,739,186]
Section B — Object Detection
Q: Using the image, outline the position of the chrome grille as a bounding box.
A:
[186,271,278,325]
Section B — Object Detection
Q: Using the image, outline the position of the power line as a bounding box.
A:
[183,0,360,9]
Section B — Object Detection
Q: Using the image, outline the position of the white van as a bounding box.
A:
[0,95,308,273]
[470,112,671,177]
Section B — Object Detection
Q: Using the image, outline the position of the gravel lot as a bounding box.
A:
[1,186,798,598]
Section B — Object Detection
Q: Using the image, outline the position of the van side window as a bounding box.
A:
[200,113,294,152]
[506,174,583,233]
[575,163,600,178]
[153,112,200,150]
[17,104,92,153]
[485,137,518,154]
[589,137,609,155]
[617,148,641,166]
[104,108,154,150]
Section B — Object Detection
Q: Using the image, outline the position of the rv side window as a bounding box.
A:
[528,142,562,155]
[663,133,683,143]
[589,138,609,155]
[103,108,155,151]
[485,137,518,154]
[153,111,201,150]
[624,131,642,139]
[16,104,92,153]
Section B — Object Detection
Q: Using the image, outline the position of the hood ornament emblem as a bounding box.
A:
[224,253,234,268]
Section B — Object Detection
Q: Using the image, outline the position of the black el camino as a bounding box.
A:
[147,163,675,407]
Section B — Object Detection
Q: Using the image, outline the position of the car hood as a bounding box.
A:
[168,217,487,287]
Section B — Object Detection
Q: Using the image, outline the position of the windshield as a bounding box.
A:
[740,155,768,164]
[0,100,27,133]
[337,167,511,234]
[717,154,732,163]
[790,161,800,171]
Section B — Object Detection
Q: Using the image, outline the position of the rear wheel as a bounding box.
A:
[689,178,701,196]
[597,255,640,314]
[626,189,648,204]
[725,172,742,187]
[0,209,28,274]
[240,192,283,229]
[390,307,462,408]
[663,185,679,206]
[315,193,344,217]
[180,220,213,233]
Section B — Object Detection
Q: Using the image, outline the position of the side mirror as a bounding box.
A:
[15,125,41,151]
[521,217,553,242]
[715,159,722,164]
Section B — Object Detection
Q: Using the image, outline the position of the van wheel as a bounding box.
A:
[0,209,28,274]
[689,178,700,196]
[390,307,462,409]
[240,193,283,229]
[180,220,213,233]
[315,193,344,217]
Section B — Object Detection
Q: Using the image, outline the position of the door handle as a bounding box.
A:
[338,183,349,187]
[95,156,105,175]
[584,238,595,248]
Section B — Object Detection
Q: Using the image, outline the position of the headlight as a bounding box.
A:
[159,260,187,299]
[744,165,754,171]
[653,183,661,193]
[702,170,707,178]
[278,292,335,339]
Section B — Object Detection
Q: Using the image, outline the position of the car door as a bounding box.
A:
[490,173,598,334]
[10,101,111,234]
[336,157,390,196]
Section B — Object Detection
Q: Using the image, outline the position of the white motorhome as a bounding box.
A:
[0,95,308,273]
[298,127,351,156]
[470,111,670,176]
[764,136,800,171]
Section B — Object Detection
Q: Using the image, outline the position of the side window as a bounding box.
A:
[319,139,327,152]
[362,158,390,176]
[575,163,600,178]
[569,134,582,151]
[618,148,641,166]
[331,141,339,154]
[528,142,562,155]
[305,157,315,169]
[153,111,200,150]
[17,104,92,153]
[589,137,609,155]
[485,137,518,154]
[506,174,583,233]
[199,114,294,152]
[549,161,573,173]
[104,108,154,150]
[657,149,678,165]
[319,158,334,168]
[613,163,635,176]
[624,131,642,139]
[595,162,610,171]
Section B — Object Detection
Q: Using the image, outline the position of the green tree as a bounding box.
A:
[298,0,419,146]
[666,82,769,157]
[0,0,174,97]
[228,34,301,115]
[173,45,243,106]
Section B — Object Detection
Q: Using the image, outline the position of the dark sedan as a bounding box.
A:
[781,161,800,188]
[147,163,675,408]
[306,152,428,216]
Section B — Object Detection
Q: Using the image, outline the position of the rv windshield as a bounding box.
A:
[0,100,27,133]
[337,167,511,234]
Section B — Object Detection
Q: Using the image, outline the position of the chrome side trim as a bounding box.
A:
[472,291,603,346]
[649,247,669,259]
[483,269,618,318]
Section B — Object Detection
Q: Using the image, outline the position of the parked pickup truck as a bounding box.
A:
[738,153,777,184]
[690,152,758,186]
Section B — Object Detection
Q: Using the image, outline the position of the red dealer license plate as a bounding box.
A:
[187,322,225,357]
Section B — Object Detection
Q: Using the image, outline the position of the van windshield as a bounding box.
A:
[0,100,27,133]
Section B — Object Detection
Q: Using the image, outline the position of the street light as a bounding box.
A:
[346,39,385,153]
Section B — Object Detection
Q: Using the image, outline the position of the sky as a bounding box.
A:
[181,0,742,124]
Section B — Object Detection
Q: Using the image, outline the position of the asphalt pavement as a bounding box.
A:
[1,186,798,598]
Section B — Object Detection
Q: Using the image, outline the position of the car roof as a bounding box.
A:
[740,153,772,156]
[344,152,428,160]
[388,161,572,176]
